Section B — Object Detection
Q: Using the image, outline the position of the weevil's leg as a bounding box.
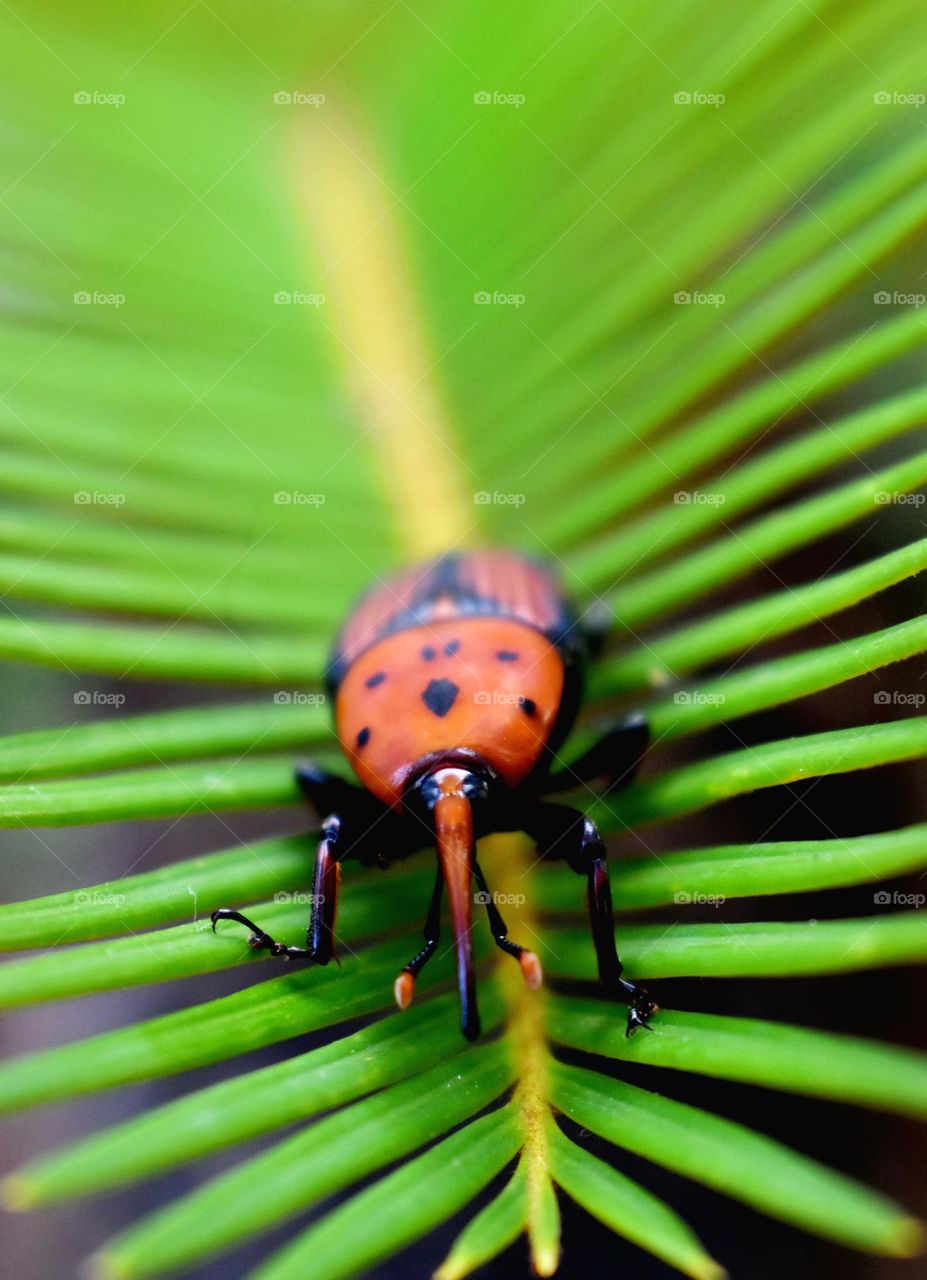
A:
[473,859,542,989]
[298,762,417,870]
[582,598,614,659]
[521,801,657,1035]
[543,713,649,795]
[212,814,345,962]
[394,868,443,1010]
[295,763,367,817]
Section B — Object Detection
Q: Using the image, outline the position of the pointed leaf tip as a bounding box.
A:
[0,1173,35,1212]
[532,1244,560,1276]
[83,1256,128,1280]
[887,1217,925,1258]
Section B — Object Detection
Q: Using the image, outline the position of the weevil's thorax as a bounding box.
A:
[329,551,585,809]
[336,617,565,807]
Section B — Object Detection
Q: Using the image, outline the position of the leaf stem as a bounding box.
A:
[492,834,560,1276]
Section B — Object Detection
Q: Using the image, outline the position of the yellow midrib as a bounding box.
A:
[293,107,475,559]
[296,108,558,1275]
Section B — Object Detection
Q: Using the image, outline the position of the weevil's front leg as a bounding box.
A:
[295,762,366,822]
[295,762,425,869]
[543,713,648,795]
[473,859,542,989]
[521,801,657,1035]
[212,813,344,962]
[394,867,443,1010]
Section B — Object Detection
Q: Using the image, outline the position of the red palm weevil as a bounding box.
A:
[212,549,657,1040]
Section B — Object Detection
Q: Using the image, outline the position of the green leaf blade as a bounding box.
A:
[551,1062,922,1256]
[550,997,927,1119]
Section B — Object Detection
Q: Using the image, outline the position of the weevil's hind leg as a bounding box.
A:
[582,598,614,660]
[473,859,542,989]
[394,868,443,1011]
[521,801,657,1035]
[544,713,649,796]
[212,815,344,963]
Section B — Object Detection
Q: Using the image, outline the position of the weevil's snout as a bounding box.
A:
[402,766,482,1038]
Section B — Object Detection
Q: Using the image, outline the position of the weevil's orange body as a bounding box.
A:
[330,550,583,806]
[213,549,657,1043]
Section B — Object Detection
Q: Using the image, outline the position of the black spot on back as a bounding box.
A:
[444,639,460,656]
[496,650,519,662]
[356,726,371,748]
[422,678,459,718]
[421,645,437,661]
[365,671,387,688]
[519,697,537,717]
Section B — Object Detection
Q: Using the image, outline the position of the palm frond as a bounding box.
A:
[2,2,926,1277]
